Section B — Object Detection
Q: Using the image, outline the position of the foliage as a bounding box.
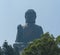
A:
[56,35,60,44]
[2,40,16,55]
[0,47,3,55]
[22,32,60,55]
[0,32,60,55]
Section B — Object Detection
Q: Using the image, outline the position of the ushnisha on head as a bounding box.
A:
[25,9,36,24]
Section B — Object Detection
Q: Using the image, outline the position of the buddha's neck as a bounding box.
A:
[26,23,35,26]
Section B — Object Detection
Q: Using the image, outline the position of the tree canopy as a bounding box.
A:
[0,32,60,55]
[22,32,60,55]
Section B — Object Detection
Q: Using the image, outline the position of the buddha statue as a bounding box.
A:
[15,9,43,43]
[14,9,43,53]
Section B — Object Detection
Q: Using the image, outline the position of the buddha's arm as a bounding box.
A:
[15,25,23,42]
[38,26,44,37]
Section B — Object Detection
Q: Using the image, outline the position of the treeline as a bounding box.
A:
[0,40,18,55]
[0,32,60,55]
[22,32,60,55]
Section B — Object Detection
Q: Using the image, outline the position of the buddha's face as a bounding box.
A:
[25,9,36,23]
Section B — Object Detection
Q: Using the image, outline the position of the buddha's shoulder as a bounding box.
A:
[34,24,43,29]
[17,24,23,29]
[17,24,27,29]
[17,24,43,30]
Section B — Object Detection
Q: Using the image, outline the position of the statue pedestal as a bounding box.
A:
[13,42,26,51]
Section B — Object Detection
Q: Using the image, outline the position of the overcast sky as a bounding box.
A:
[0,0,60,46]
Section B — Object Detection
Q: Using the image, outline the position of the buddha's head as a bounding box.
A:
[25,9,36,24]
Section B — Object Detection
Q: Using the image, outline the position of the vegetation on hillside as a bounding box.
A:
[0,32,60,55]
[22,32,60,55]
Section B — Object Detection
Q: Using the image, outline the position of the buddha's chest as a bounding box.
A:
[23,26,39,38]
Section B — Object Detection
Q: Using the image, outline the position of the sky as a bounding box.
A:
[0,0,60,46]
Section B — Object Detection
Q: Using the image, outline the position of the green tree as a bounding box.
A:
[22,32,60,55]
[0,47,3,55]
[56,36,60,55]
[56,35,60,45]
[2,40,15,55]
